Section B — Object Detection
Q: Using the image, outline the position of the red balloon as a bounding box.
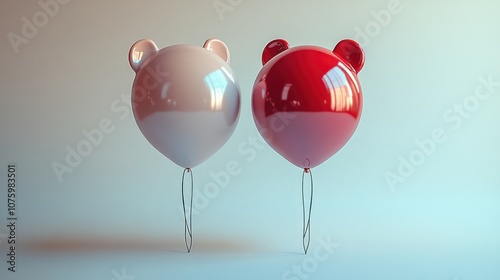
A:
[252,39,365,169]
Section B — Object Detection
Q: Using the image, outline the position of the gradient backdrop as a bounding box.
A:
[1,0,499,279]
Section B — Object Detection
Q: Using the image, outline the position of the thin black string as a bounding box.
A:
[181,168,193,253]
[302,168,313,254]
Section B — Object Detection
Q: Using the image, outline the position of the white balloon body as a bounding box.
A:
[129,39,241,168]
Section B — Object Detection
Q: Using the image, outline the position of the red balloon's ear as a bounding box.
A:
[333,39,365,73]
[262,39,289,66]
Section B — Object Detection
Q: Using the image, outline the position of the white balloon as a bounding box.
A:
[129,40,241,168]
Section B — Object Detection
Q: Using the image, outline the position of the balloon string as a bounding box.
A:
[181,168,193,253]
[302,168,313,254]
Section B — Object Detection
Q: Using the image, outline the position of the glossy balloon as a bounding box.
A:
[252,39,364,169]
[129,39,241,168]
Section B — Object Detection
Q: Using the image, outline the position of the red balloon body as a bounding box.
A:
[252,39,365,169]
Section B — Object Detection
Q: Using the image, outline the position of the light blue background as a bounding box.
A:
[0,0,499,279]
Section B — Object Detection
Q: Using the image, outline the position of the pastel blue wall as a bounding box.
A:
[0,0,499,279]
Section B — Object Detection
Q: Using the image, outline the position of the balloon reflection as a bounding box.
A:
[204,68,229,111]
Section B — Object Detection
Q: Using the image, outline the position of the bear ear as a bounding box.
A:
[203,38,230,64]
[333,39,365,73]
[129,39,159,73]
[262,39,289,66]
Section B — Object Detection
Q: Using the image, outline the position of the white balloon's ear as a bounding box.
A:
[129,39,158,72]
[203,38,230,64]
